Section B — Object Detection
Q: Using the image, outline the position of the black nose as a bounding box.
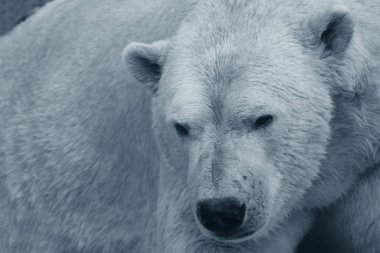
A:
[196,198,246,234]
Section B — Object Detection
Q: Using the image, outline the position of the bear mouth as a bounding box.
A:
[204,229,257,243]
[195,219,257,243]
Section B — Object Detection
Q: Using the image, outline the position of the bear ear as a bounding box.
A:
[307,6,354,58]
[123,40,169,92]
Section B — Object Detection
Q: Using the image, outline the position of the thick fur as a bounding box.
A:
[124,0,380,252]
[0,0,190,252]
[0,1,379,253]
[298,167,380,253]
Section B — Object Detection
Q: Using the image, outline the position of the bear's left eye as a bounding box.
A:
[254,115,274,129]
[174,122,190,137]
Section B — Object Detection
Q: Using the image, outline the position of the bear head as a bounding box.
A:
[123,0,374,244]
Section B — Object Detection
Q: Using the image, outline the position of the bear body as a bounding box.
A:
[0,0,380,252]
[298,167,380,253]
[0,0,190,252]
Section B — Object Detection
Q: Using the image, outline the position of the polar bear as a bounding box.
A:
[124,0,380,252]
[0,0,379,253]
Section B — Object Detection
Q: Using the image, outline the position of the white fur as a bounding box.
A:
[0,0,379,252]
[0,0,191,252]
[126,0,380,252]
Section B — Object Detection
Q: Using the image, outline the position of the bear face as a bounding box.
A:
[124,0,358,244]
[153,35,333,243]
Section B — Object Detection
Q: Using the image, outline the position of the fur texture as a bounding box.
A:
[124,0,380,252]
[0,0,190,252]
[0,0,379,252]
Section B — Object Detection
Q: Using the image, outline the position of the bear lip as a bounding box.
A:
[203,229,257,243]
[195,218,257,243]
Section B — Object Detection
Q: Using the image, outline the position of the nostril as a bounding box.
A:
[196,198,246,234]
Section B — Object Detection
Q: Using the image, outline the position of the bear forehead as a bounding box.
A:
[165,44,322,123]
[167,30,315,107]
[163,0,333,122]
[169,0,312,92]
[164,50,321,126]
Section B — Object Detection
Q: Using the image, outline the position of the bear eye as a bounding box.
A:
[174,122,190,137]
[254,115,274,129]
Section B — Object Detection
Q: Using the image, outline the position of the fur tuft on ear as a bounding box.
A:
[123,40,169,92]
[308,6,354,58]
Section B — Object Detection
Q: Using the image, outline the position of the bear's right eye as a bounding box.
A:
[174,122,190,137]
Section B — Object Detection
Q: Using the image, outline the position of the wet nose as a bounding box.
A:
[196,198,246,234]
